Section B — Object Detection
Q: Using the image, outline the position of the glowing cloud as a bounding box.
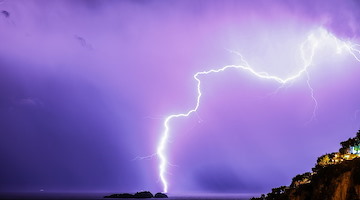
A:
[157,27,360,193]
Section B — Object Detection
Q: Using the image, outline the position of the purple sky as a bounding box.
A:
[1,0,360,195]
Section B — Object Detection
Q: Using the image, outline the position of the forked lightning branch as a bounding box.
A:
[156,27,360,193]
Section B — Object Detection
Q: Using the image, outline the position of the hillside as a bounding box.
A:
[251,130,360,200]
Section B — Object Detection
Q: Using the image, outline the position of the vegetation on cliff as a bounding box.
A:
[250,130,360,200]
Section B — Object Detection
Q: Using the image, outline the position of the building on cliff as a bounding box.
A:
[350,145,360,155]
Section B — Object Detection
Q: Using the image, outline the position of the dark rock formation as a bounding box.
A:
[288,158,360,200]
[104,193,134,198]
[134,191,154,198]
[250,158,360,200]
[154,193,168,198]
[251,130,360,200]
[104,191,161,199]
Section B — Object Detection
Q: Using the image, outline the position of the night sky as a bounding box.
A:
[1,0,360,195]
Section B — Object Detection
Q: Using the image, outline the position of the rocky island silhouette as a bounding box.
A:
[104,191,168,199]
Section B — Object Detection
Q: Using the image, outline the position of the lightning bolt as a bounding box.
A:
[157,27,360,193]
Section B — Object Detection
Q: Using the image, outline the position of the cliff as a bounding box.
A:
[288,158,360,200]
[251,158,360,200]
[251,130,360,200]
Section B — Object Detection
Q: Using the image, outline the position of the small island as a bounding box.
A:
[104,191,168,199]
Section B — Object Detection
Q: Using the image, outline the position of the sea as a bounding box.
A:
[0,192,258,200]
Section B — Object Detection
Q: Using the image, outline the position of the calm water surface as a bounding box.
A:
[0,192,257,200]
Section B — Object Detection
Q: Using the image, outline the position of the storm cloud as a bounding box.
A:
[0,0,360,195]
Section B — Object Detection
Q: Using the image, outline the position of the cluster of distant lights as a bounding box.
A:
[156,27,360,193]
